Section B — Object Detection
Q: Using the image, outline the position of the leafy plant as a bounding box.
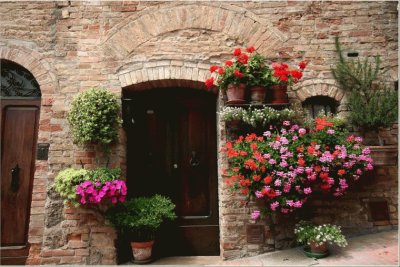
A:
[68,87,122,146]
[331,37,398,131]
[106,195,177,241]
[53,167,125,207]
[53,168,88,206]
[246,51,274,87]
[294,221,348,247]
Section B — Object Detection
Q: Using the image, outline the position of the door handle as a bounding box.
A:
[10,164,20,192]
[189,151,200,167]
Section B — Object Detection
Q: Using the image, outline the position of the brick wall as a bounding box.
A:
[0,1,397,264]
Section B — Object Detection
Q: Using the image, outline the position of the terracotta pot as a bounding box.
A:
[226,83,246,104]
[268,85,288,104]
[250,86,267,104]
[309,241,328,253]
[131,240,154,263]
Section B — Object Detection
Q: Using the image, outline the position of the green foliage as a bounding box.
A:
[347,88,398,130]
[53,168,88,206]
[68,87,122,146]
[88,167,121,184]
[246,53,274,87]
[294,221,348,247]
[331,37,398,130]
[106,195,177,241]
[53,167,122,206]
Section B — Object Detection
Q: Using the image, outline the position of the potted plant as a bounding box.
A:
[105,195,177,264]
[205,47,252,104]
[53,167,127,209]
[245,47,274,104]
[269,61,308,104]
[294,220,348,258]
[331,37,398,146]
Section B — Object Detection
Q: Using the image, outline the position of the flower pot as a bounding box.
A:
[268,85,288,104]
[226,83,246,104]
[309,241,328,253]
[303,246,329,259]
[131,240,154,264]
[250,86,267,104]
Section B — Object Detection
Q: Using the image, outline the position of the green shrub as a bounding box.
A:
[331,37,398,130]
[106,195,177,241]
[53,168,89,206]
[68,87,122,146]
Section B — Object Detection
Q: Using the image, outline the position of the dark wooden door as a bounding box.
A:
[124,88,219,258]
[1,99,40,264]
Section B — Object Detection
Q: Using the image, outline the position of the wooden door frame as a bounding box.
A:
[1,98,41,264]
[122,87,220,257]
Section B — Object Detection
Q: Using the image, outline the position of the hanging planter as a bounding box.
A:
[226,83,247,104]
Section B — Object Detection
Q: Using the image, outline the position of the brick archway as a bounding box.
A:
[118,60,217,93]
[292,79,345,103]
[103,2,288,59]
[0,47,57,96]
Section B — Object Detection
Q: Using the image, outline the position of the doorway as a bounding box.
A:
[1,59,41,264]
[122,87,220,260]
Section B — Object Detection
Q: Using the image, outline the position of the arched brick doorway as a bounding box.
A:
[120,80,219,261]
[1,59,41,264]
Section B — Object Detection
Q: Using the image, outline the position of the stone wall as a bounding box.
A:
[0,1,397,264]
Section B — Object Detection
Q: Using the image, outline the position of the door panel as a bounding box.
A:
[1,99,40,264]
[124,89,219,258]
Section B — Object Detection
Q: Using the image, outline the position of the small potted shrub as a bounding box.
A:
[294,221,348,258]
[106,195,177,264]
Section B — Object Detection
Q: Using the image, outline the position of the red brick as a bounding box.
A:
[42,98,53,106]
[68,240,88,249]
[41,249,75,257]
[59,256,84,264]
[50,124,63,132]
[40,257,61,265]
[68,233,82,241]
[75,249,90,256]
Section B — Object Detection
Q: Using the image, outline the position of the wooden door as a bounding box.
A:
[1,99,40,264]
[124,88,219,258]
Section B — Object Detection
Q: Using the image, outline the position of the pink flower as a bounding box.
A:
[293,201,302,208]
[251,210,261,220]
[298,128,306,135]
[270,201,279,211]
[304,187,312,194]
[255,191,264,199]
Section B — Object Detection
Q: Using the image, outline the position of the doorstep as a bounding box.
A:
[123,256,221,265]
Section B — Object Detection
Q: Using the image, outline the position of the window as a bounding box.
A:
[0,59,41,98]
[302,96,338,118]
